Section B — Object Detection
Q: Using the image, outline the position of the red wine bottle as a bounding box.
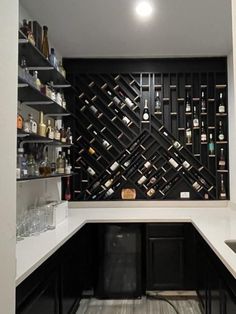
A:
[64,177,71,201]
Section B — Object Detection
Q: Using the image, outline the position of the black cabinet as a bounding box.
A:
[95,224,142,298]
[146,223,196,291]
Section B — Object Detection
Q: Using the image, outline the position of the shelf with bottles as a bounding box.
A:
[18,75,70,116]
[18,26,70,86]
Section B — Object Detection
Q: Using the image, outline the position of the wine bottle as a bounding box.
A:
[137,169,152,185]
[218,120,225,141]
[104,178,114,188]
[80,159,96,176]
[186,121,192,144]
[201,91,206,113]
[154,91,161,113]
[107,90,121,106]
[140,155,158,172]
[208,133,215,155]
[147,184,158,197]
[118,91,134,108]
[146,169,163,187]
[174,152,190,169]
[218,148,226,170]
[218,93,225,113]
[184,172,201,191]
[113,108,131,125]
[191,169,210,189]
[193,106,199,127]
[219,174,226,199]
[161,176,179,194]
[201,121,207,142]
[142,99,150,121]
[128,133,146,152]
[185,92,191,112]
[64,177,71,201]
[163,152,179,169]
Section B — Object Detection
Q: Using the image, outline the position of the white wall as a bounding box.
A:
[0,0,18,313]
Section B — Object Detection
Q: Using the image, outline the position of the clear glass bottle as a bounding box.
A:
[49,48,58,69]
[46,120,55,139]
[33,71,41,90]
[41,25,49,58]
[56,151,64,174]
[66,127,73,144]
[27,154,36,177]
[24,114,37,134]
[201,121,207,142]
[219,174,227,199]
[38,112,46,137]
[17,148,28,178]
[39,149,52,176]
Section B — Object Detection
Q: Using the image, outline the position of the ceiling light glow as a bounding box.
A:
[136,2,153,17]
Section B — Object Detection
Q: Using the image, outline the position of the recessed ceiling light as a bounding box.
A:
[135,2,153,18]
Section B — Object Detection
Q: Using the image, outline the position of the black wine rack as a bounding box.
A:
[63,58,229,201]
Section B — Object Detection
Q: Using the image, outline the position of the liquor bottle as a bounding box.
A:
[163,152,179,169]
[193,106,199,127]
[218,93,225,113]
[24,113,37,134]
[38,112,46,137]
[49,48,58,69]
[21,19,35,46]
[107,90,121,106]
[119,91,134,108]
[174,152,190,169]
[41,25,49,58]
[27,154,36,177]
[142,99,149,121]
[61,93,67,109]
[64,177,71,201]
[219,174,227,200]
[161,176,179,194]
[185,121,192,144]
[46,120,54,139]
[56,152,64,174]
[208,133,215,155]
[33,71,41,90]
[218,148,226,170]
[154,91,162,113]
[141,155,158,172]
[17,148,28,178]
[200,121,207,142]
[65,149,72,174]
[17,106,24,129]
[60,127,67,143]
[54,122,61,141]
[39,148,52,176]
[56,91,62,106]
[66,127,73,144]
[185,92,191,112]
[218,120,225,141]
[201,91,207,113]
[20,58,30,81]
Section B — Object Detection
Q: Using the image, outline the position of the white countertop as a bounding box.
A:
[16,201,236,286]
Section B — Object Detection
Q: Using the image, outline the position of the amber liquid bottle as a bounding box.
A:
[41,26,49,58]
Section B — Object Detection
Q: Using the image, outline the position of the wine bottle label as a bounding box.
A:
[122,116,130,125]
[102,140,110,148]
[143,113,149,121]
[138,176,147,185]
[54,132,61,140]
[209,143,214,153]
[144,161,151,169]
[193,119,199,127]
[192,181,200,190]
[219,134,224,141]
[219,160,226,166]
[147,188,155,197]
[125,97,134,107]
[88,147,96,155]
[219,105,225,113]
[220,193,226,199]
[90,105,98,114]
[113,96,121,105]
[87,167,96,176]
[186,104,191,112]
[182,161,190,169]
[110,161,119,171]
[104,179,113,188]
[201,134,207,142]
[106,188,114,196]
[169,158,179,168]
[173,141,181,149]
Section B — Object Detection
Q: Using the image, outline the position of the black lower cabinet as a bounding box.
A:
[146,223,196,291]
[95,224,142,298]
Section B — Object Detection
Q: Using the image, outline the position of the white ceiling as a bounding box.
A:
[20,0,232,58]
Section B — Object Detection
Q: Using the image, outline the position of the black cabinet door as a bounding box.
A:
[208,262,222,314]
[17,270,59,314]
[146,237,184,290]
[222,283,236,314]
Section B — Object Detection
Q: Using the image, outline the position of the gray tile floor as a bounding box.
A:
[76,297,202,314]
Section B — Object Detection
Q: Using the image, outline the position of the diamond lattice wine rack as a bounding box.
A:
[63,58,229,201]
